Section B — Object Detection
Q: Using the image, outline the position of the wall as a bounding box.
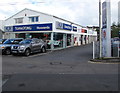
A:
[0,20,4,38]
[4,9,53,26]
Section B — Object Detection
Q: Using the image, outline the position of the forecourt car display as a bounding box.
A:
[4,8,97,50]
[11,38,47,56]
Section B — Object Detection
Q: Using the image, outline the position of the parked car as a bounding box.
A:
[0,38,23,55]
[11,38,47,56]
[0,39,7,44]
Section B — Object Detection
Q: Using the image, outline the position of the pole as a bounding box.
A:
[118,43,119,57]
[93,41,95,59]
[99,0,102,58]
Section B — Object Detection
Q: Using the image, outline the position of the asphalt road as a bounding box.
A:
[2,44,119,92]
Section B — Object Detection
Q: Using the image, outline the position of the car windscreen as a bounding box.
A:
[3,39,22,44]
[19,39,32,44]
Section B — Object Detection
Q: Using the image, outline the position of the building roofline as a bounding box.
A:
[5,9,25,21]
[5,8,53,21]
[53,16,85,28]
[5,8,86,28]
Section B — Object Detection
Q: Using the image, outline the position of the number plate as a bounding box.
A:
[12,51,17,53]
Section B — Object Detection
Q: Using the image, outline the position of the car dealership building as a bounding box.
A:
[4,8,97,50]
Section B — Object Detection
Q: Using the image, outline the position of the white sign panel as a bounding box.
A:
[102,0,111,57]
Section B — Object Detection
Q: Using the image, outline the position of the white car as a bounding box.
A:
[47,40,61,46]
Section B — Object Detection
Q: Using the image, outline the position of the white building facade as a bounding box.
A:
[4,8,97,50]
[0,20,5,39]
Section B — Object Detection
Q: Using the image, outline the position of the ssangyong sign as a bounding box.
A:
[5,23,53,32]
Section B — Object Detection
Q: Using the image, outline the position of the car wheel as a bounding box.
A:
[41,47,46,53]
[24,49,30,56]
[5,49,11,55]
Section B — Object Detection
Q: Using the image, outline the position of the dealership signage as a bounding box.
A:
[102,0,111,57]
[4,23,52,32]
[56,21,63,30]
[56,21,75,31]
[63,24,72,31]
[5,26,13,32]
[81,29,87,33]
[73,26,77,32]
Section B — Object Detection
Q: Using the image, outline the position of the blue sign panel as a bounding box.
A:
[63,23,72,31]
[56,21,72,31]
[73,26,77,32]
[5,23,52,32]
[13,23,52,32]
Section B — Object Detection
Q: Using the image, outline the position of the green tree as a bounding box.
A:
[112,22,116,27]
[111,22,120,38]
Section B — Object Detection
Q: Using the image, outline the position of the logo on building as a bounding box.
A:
[4,26,13,32]
[56,21,72,31]
[56,21,63,29]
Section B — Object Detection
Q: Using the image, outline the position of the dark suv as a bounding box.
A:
[0,38,23,55]
[11,38,47,56]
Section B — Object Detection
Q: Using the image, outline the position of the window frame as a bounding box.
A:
[15,17,23,24]
[29,16,39,23]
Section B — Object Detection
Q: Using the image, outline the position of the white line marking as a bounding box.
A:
[88,61,120,64]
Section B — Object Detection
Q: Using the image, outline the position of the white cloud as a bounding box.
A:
[0,0,119,26]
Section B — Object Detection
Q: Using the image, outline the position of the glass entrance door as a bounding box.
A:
[67,34,71,46]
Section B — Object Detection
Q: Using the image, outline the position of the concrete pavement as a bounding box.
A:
[2,74,118,91]
[2,44,119,92]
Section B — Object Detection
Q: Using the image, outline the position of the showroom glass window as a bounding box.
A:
[29,16,39,22]
[15,18,23,24]
[53,33,63,49]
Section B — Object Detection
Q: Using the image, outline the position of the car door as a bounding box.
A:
[31,39,40,52]
[31,40,37,52]
[35,39,42,51]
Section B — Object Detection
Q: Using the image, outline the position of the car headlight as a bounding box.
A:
[20,45,25,49]
[0,46,5,49]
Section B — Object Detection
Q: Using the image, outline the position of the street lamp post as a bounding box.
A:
[99,0,102,58]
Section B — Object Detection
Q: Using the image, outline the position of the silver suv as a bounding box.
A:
[11,38,47,56]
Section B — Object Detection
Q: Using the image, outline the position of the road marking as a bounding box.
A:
[88,61,120,64]
[0,78,9,92]
[2,79,9,85]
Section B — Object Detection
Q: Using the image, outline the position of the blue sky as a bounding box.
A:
[0,0,119,26]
